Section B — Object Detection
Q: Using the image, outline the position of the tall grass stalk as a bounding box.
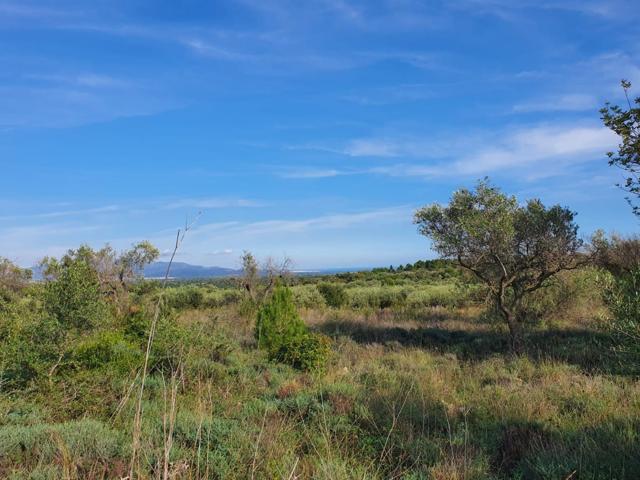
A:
[129,215,200,479]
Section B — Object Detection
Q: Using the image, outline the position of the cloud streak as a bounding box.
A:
[281,123,619,180]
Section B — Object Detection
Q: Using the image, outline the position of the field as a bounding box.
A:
[1,263,639,479]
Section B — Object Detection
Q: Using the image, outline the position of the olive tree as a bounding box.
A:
[414,180,584,352]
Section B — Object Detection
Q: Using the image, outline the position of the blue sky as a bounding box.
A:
[1,0,639,269]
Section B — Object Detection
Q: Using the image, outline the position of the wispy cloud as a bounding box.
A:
[282,123,619,180]
[163,198,267,209]
[188,206,412,238]
[280,168,350,179]
[513,93,599,113]
[343,139,400,157]
[451,125,617,176]
[454,0,633,19]
[0,205,119,221]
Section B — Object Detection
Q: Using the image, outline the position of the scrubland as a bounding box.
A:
[1,263,639,479]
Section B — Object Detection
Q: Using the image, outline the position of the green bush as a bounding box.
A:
[43,260,106,331]
[291,284,326,309]
[273,333,332,372]
[254,285,330,371]
[255,286,307,355]
[165,285,205,309]
[604,268,640,369]
[0,302,64,389]
[318,283,348,308]
[202,288,243,308]
[72,331,142,372]
[347,286,408,309]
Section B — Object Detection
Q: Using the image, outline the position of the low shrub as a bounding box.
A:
[273,333,332,372]
[165,285,204,309]
[291,284,326,309]
[202,288,243,308]
[318,283,348,308]
[72,331,142,372]
[347,286,409,310]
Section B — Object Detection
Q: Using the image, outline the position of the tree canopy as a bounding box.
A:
[414,179,583,351]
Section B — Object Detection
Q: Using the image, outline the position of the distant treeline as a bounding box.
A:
[372,259,457,273]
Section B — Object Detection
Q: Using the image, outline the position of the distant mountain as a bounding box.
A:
[30,261,369,281]
[144,262,240,279]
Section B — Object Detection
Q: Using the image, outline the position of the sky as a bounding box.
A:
[1,0,639,269]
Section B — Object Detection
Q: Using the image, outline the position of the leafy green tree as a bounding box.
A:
[601,79,640,215]
[414,179,583,352]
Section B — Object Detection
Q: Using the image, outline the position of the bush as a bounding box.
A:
[291,285,326,309]
[202,288,243,308]
[72,331,142,372]
[273,333,331,372]
[43,260,106,331]
[347,286,408,310]
[604,268,640,369]
[0,301,64,389]
[254,285,330,371]
[165,285,205,309]
[255,286,307,355]
[318,283,348,308]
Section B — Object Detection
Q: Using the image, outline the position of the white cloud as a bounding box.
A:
[286,123,619,180]
[343,139,400,157]
[513,93,599,113]
[454,125,617,175]
[174,206,412,244]
[280,168,347,179]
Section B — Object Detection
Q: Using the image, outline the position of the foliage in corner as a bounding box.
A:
[601,79,640,216]
[604,268,640,371]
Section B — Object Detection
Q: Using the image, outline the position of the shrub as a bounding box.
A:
[273,333,331,372]
[202,288,243,308]
[0,302,64,389]
[318,283,348,308]
[165,285,204,309]
[604,268,640,369]
[72,331,142,372]
[347,286,408,310]
[255,286,306,355]
[291,285,326,309]
[43,260,106,331]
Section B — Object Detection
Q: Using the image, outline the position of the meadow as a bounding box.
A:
[1,257,638,480]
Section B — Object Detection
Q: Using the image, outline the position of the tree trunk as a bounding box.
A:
[505,316,524,354]
[496,290,524,354]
